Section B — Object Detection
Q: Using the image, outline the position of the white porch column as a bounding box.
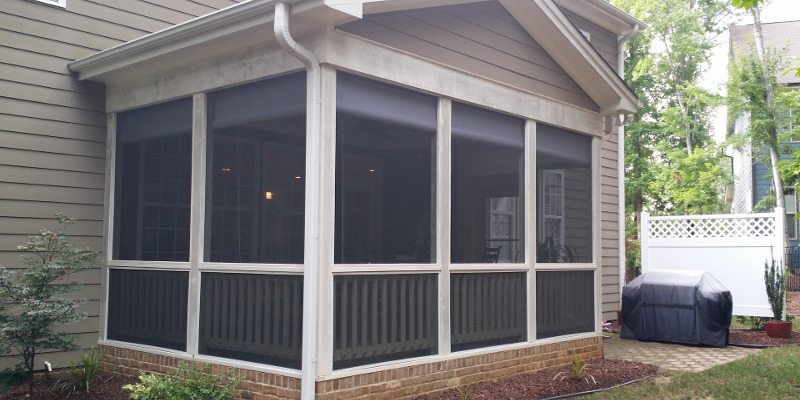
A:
[436,98,452,355]
[525,120,537,341]
[187,93,208,355]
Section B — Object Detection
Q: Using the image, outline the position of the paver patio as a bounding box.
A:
[603,333,760,372]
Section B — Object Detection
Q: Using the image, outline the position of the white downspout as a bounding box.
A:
[274,3,321,400]
[617,25,638,310]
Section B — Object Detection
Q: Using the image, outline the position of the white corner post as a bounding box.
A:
[436,98,452,356]
[640,212,650,273]
[187,93,208,356]
[316,64,337,379]
[100,113,117,342]
[592,136,602,332]
[525,119,537,342]
[274,3,323,399]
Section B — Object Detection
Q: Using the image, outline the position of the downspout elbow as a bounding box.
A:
[274,2,320,75]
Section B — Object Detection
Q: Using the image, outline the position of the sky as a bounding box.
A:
[705,0,800,142]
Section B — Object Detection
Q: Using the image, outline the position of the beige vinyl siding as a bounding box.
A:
[600,132,621,319]
[558,7,620,72]
[0,0,241,370]
[340,1,598,111]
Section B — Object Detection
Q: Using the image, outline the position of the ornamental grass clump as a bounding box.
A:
[0,215,98,386]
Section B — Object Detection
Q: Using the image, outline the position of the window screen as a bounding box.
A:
[536,125,592,263]
[205,72,306,264]
[451,102,524,264]
[335,73,437,264]
[114,98,193,261]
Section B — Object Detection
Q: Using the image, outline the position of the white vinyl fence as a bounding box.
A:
[641,209,785,317]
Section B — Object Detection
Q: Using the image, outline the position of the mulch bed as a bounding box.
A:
[416,359,658,400]
[729,329,800,347]
[0,372,135,400]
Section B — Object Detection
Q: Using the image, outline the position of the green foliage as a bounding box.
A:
[730,0,763,10]
[764,258,786,321]
[0,215,98,383]
[613,0,732,271]
[124,362,241,400]
[554,356,596,385]
[735,316,768,330]
[0,369,26,394]
[54,348,100,396]
[648,145,731,214]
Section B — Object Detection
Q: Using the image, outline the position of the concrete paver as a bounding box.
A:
[603,333,760,372]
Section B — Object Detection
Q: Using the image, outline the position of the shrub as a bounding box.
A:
[54,349,100,396]
[764,258,786,321]
[736,316,768,330]
[0,215,98,384]
[124,361,241,400]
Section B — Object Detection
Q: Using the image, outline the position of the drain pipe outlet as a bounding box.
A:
[274,3,321,400]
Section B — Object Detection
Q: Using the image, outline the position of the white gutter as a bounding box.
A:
[617,24,639,308]
[274,3,321,400]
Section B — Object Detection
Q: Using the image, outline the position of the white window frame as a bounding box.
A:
[539,169,565,247]
[786,187,798,240]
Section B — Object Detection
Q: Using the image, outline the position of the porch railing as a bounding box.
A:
[333,274,438,369]
[199,273,303,369]
[450,272,526,351]
[107,269,189,351]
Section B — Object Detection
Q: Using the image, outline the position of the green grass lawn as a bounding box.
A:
[588,347,800,399]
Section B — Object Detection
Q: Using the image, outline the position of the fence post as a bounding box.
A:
[640,212,650,273]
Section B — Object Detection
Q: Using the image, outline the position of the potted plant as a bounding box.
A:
[763,258,792,338]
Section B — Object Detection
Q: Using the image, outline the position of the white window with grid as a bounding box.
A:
[786,187,798,240]
[540,170,564,246]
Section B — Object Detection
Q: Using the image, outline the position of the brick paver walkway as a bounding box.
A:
[603,334,760,372]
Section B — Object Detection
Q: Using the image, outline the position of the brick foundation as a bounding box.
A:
[99,336,601,400]
[97,345,301,400]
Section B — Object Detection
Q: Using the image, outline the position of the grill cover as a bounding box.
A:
[621,269,732,347]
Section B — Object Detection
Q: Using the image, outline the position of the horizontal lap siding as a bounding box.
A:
[0,0,240,369]
[558,8,620,72]
[600,133,621,319]
[340,1,598,111]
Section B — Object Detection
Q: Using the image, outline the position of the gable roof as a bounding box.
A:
[69,0,642,115]
[729,20,800,85]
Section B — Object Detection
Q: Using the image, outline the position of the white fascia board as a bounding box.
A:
[324,0,363,18]
[553,0,646,37]
[68,0,317,81]
[500,0,639,115]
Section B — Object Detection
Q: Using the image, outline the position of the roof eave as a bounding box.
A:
[501,0,639,115]
[553,0,647,38]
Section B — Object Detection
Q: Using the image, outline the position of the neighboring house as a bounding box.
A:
[1,0,643,398]
[729,20,800,247]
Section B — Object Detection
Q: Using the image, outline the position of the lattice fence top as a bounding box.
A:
[648,216,775,239]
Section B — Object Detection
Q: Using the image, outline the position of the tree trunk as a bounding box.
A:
[750,6,785,210]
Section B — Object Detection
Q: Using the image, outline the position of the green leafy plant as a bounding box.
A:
[736,316,769,330]
[0,215,98,385]
[53,348,100,396]
[553,356,596,385]
[124,361,241,400]
[764,258,787,321]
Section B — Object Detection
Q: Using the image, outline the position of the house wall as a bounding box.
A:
[0,0,241,370]
[558,7,619,72]
[339,1,599,111]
